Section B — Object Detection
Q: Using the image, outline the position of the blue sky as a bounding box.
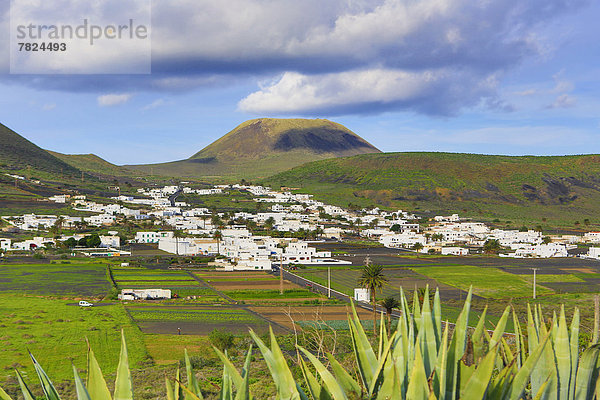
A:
[0,0,598,165]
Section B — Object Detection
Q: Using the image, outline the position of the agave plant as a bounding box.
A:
[5,287,600,400]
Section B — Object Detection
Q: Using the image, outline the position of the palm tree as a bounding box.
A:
[213,230,223,255]
[357,263,388,335]
[379,297,400,333]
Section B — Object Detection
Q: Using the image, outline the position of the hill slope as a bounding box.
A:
[265,152,600,227]
[0,123,80,177]
[47,151,133,177]
[126,118,380,179]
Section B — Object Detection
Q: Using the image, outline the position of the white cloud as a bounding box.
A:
[97,93,133,107]
[42,103,56,111]
[239,68,498,116]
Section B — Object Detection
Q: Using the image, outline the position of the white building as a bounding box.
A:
[441,247,469,256]
[136,231,174,243]
[354,288,371,302]
[118,288,171,300]
[583,232,600,244]
[582,247,600,260]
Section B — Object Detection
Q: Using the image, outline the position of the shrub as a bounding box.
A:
[209,328,235,351]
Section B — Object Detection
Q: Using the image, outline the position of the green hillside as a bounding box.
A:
[47,151,133,177]
[265,152,600,228]
[126,118,380,179]
[0,123,80,177]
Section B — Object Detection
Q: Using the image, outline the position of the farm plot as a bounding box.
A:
[197,271,321,302]
[126,305,270,334]
[0,262,110,296]
[250,305,373,331]
[112,268,225,301]
[412,265,553,299]
[296,267,468,301]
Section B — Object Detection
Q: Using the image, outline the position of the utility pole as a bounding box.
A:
[531,268,539,299]
[280,250,284,295]
[328,266,331,298]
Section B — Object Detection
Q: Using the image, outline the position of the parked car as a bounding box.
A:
[79,301,93,307]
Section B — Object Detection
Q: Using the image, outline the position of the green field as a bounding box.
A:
[411,265,553,299]
[0,262,111,297]
[127,307,261,323]
[223,289,316,300]
[0,295,147,381]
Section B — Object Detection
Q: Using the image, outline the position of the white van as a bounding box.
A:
[79,301,93,307]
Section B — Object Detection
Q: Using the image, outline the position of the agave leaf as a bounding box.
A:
[249,328,304,400]
[406,342,429,400]
[234,357,251,400]
[533,376,552,400]
[506,332,551,400]
[472,306,488,363]
[220,359,233,400]
[114,330,133,400]
[537,322,558,400]
[184,349,203,400]
[242,345,252,378]
[174,368,184,400]
[433,322,449,400]
[166,377,175,400]
[445,287,472,400]
[420,285,438,377]
[214,347,244,390]
[500,338,515,366]
[555,306,572,400]
[348,301,377,389]
[569,308,580,400]
[86,342,112,400]
[375,356,400,400]
[378,311,387,359]
[30,352,61,400]
[0,386,13,400]
[413,287,422,330]
[487,360,516,400]
[433,288,442,344]
[512,307,526,369]
[15,370,36,400]
[73,365,92,400]
[460,345,497,400]
[326,354,361,398]
[368,332,397,397]
[298,350,335,400]
[488,306,510,350]
[573,344,600,400]
[178,381,207,400]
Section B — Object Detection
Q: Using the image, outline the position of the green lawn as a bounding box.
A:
[0,295,147,381]
[411,265,552,299]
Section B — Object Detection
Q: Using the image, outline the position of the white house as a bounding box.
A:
[136,231,174,243]
[582,247,600,260]
[583,232,600,244]
[118,288,171,300]
[100,235,121,248]
[441,247,469,256]
[0,239,11,251]
[354,288,371,302]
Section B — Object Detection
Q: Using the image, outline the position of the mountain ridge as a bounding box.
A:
[126,118,380,179]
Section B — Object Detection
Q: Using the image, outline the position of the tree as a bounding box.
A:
[519,226,529,232]
[357,263,388,335]
[483,239,501,254]
[542,236,552,244]
[412,242,424,252]
[213,230,222,254]
[64,237,77,248]
[86,234,101,248]
[379,297,400,333]
[264,217,275,230]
